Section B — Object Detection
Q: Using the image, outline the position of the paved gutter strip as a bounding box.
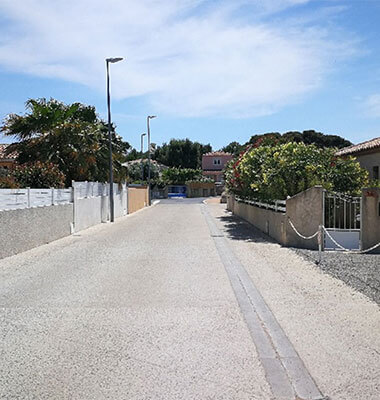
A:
[201,205,327,400]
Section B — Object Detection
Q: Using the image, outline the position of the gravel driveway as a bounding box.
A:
[294,249,380,305]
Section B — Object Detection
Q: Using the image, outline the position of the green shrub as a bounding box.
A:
[225,142,368,201]
[162,167,204,184]
[12,162,66,188]
[0,175,20,188]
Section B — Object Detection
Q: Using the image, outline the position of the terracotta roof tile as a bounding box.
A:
[335,137,380,156]
[203,151,232,156]
[0,144,18,160]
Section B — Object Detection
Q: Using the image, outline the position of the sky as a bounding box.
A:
[0,0,379,150]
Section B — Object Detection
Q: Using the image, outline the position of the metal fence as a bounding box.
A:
[324,192,361,230]
[0,188,73,211]
[236,197,286,213]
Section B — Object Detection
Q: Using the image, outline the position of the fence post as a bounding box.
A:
[72,183,78,234]
[71,181,75,202]
[317,224,323,264]
[27,187,31,208]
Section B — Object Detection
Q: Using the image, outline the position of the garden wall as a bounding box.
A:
[361,187,380,253]
[187,182,216,198]
[0,204,73,259]
[128,186,149,214]
[228,186,324,250]
[73,186,128,233]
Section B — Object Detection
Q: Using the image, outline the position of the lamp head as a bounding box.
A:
[106,57,124,63]
[141,133,147,137]
[148,115,157,119]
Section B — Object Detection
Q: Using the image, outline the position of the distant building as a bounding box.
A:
[202,151,233,183]
[0,144,17,171]
[335,137,380,180]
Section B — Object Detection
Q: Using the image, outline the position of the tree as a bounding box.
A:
[161,167,206,185]
[153,139,212,169]
[221,141,245,156]
[225,142,368,201]
[1,98,130,185]
[247,130,351,149]
[124,160,160,183]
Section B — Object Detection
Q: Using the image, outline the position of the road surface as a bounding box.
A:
[1,198,379,399]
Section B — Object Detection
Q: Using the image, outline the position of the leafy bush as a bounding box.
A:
[11,162,66,188]
[161,167,204,184]
[225,142,368,201]
[125,160,160,183]
[0,175,20,188]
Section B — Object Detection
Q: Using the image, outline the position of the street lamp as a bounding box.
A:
[141,133,146,181]
[106,57,123,222]
[147,115,156,205]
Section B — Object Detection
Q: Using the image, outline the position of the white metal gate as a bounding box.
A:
[323,191,361,250]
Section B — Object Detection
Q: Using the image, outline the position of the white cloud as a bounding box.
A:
[0,0,354,117]
[364,94,380,118]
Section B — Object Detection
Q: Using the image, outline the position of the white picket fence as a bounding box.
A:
[0,188,73,211]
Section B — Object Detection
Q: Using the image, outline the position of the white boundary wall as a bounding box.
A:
[0,182,130,259]
[72,182,128,232]
[0,203,73,259]
[0,188,72,211]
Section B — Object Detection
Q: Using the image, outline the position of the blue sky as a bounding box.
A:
[0,0,379,150]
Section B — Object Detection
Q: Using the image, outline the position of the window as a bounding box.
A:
[213,158,221,165]
[373,166,379,180]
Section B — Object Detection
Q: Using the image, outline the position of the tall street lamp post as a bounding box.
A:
[141,132,146,181]
[106,57,123,222]
[147,115,156,205]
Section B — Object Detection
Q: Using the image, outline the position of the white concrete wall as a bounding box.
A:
[74,196,104,232]
[0,184,129,259]
[0,204,73,259]
[73,189,127,233]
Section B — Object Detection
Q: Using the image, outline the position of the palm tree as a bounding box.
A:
[1,98,130,185]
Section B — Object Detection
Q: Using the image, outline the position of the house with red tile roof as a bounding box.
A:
[336,137,380,180]
[202,151,233,183]
[0,144,18,171]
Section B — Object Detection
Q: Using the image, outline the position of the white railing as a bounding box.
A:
[0,188,73,211]
[236,197,286,213]
[0,182,125,211]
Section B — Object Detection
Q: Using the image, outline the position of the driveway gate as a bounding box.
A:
[323,191,361,250]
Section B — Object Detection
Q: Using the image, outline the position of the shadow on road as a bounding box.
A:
[217,213,275,244]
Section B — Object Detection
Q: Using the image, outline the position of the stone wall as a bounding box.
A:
[361,187,380,253]
[228,186,324,250]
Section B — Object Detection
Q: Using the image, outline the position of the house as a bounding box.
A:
[0,144,17,171]
[335,137,380,180]
[202,151,233,183]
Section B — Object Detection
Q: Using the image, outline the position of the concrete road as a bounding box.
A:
[1,199,379,399]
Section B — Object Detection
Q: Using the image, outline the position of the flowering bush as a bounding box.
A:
[0,175,20,188]
[11,162,66,188]
[225,142,368,200]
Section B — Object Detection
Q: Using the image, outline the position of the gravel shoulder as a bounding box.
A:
[294,248,380,305]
